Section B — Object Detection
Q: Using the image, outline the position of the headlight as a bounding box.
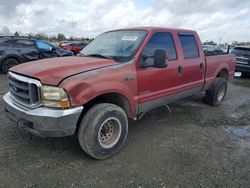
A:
[41,85,70,109]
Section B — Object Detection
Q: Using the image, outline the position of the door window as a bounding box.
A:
[178,34,199,59]
[144,32,177,60]
[14,40,36,49]
[36,41,52,51]
[0,39,15,47]
[142,32,177,66]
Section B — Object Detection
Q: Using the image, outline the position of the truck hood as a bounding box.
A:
[10,56,118,85]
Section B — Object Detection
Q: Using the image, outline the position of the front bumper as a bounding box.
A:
[3,92,83,137]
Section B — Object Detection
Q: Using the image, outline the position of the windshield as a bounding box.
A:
[80,30,148,62]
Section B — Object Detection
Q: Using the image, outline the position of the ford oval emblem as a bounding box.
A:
[13,86,18,92]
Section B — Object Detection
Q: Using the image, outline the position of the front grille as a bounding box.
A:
[8,72,42,108]
[236,57,249,65]
[234,49,250,65]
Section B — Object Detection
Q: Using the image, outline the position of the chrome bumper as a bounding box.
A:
[3,92,83,137]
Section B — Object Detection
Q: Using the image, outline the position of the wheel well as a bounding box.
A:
[1,56,21,69]
[217,69,229,80]
[2,56,21,64]
[81,93,132,118]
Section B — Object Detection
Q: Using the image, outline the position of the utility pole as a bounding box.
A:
[71,16,74,37]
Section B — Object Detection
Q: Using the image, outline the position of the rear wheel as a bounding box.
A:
[204,78,227,106]
[78,103,128,159]
[2,58,20,74]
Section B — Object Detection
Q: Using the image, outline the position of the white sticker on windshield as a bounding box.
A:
[122,36,138,41]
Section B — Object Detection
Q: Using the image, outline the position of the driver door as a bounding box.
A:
[137,32,181,111]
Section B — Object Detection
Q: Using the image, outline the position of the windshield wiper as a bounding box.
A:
[85,54,113,60]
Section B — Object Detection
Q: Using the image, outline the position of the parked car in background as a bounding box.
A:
[0,37,73,73]
[204,46,225,56]
[60,42,87,55]
[231,46,250,76]
[3,27,235,159]
[202,44,210,52]
[58,41,70,47]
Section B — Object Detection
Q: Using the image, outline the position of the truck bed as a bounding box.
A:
[204,54,236,87]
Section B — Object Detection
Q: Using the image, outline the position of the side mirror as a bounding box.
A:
[154,49,168,68]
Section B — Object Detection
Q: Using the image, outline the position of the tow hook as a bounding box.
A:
[17,119,33,129]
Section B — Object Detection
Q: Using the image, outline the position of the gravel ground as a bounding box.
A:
[0,74,250,188]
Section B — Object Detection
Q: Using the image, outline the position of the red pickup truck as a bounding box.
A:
[3,27,236,159]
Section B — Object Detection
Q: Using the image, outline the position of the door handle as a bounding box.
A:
[199,63,204,72]
[178,66,183,76]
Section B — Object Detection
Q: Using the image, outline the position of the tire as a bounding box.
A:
[78,103,128,159]
[2,58,20,74]
[204,78,227,106]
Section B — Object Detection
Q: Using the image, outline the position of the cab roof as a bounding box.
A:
[111,26,195,33]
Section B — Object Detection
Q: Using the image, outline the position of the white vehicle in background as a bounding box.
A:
[202,44,209,52]
[59,41,70,47]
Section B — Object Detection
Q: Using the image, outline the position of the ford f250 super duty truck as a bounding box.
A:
[3,27,236,159]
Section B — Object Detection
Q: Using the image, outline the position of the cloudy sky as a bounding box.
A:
[0,0,249,43]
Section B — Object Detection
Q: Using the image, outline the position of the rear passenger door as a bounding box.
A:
[178,33,205,91]
[13,40,39,62]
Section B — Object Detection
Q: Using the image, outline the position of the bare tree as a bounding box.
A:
[1,27,11,35]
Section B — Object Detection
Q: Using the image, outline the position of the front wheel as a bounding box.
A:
[203,78,228,106]
[78,103,128,159]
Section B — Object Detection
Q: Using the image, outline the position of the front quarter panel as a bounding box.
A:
[59,62,138,116]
